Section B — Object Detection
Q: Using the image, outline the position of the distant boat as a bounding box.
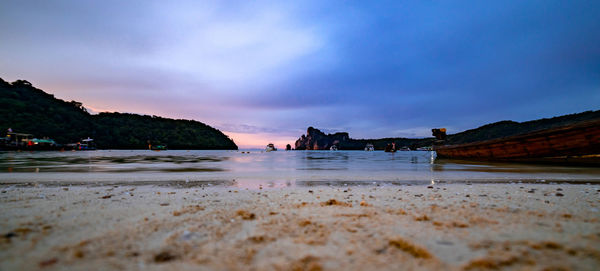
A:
[78,137,96,150]
[364,143,374,151]
[1,132,61,151]
[330,145,338,151]
[266,143,277,152]
[65,137,96,151]
[65,138,95,151]
[432,119,600,165]
[1,132,33,150]
[31,138,58,150]
[151,145,167,151]
[384,143,397,152]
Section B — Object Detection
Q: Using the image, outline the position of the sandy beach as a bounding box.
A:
[1,182,599,270]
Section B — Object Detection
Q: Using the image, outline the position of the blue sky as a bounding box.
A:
[1,1,599,147]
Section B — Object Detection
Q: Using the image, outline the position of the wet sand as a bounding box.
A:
[1,183,599,270]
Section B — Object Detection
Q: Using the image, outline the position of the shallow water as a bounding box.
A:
[0,150,599,187]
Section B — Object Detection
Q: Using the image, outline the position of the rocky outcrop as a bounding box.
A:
[293,127,435,150]
[294,127,349,150]
[290,110,600,151]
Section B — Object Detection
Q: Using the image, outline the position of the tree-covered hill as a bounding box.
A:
[93,112,238,149]
[294,110,600,150]
[445,110,600,145]
[293,127,434,150]
[0,78,238,150]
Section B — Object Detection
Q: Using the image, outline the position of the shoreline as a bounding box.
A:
[1,183,599,270]
[2,177,600,188]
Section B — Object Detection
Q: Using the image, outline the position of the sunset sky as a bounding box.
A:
[1,1,599,148]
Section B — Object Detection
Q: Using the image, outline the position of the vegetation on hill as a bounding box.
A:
[445,110,600,145]
[296,110,600,150]
[294,127,433,150]
[343,137,434,150]
[0,78,238,150]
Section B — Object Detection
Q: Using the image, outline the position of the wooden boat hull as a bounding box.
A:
[434,119,600,164]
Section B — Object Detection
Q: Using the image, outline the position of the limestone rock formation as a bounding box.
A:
[294,127,349,150]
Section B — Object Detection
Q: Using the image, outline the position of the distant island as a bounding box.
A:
[295,110,600,150]
[0,78,238,150]
[294,127,434,150]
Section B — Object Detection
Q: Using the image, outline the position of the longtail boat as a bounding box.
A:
[432,119,600,165]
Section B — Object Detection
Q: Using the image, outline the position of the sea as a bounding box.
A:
[1,150,599,188]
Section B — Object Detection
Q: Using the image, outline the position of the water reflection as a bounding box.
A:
[2,178,597,189]
[300,151,350,171]
[0,151,229,173]
[1,150,599,184]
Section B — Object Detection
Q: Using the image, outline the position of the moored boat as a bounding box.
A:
[1,131,62,151]
[384,143,397,152]
[65,137,96,151]
[79,138,96,150]
[432,119,600,165]
[151,145,167,151]
[266,143,277,152]
[1,132,34,150]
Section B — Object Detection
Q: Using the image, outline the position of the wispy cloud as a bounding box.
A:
[1,1,599,147]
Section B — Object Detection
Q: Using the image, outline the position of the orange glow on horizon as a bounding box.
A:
[83,104,118,114]
[50,94,295,149]
[224,131,296,149]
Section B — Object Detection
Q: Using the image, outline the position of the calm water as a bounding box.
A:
[1,150,599,187]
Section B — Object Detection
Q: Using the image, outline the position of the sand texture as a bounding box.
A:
[1,183,600,270]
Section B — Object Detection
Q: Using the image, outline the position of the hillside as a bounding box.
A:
[445,110,600,145]
[294,127,433,150]
[0,78,237,150]
[294,110,600,150]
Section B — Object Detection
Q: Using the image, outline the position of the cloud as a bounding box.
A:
[215,123,293,135]
[142,3,329,89]
[1,0,599,148]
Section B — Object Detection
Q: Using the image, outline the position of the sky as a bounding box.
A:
[1,1,599,148]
